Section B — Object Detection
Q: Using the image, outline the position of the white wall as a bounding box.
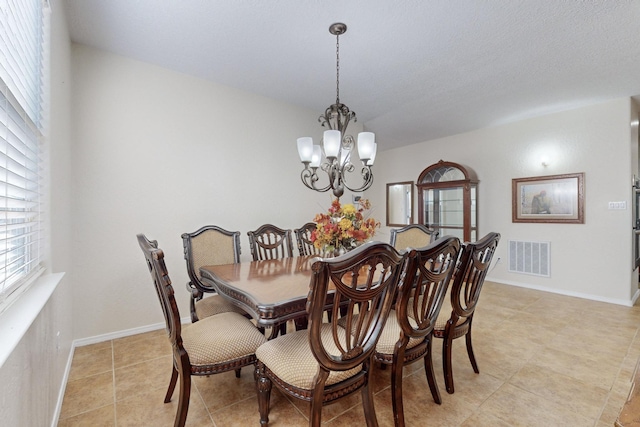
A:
[0,1,74,425]
[70,45,363,340]
[371,98,636,305]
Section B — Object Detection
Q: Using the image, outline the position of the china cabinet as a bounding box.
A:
[417,160,478,242]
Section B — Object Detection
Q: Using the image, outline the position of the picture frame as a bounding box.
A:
[512,172,584,223]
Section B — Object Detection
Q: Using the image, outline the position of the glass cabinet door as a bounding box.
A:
[417,161,478,242]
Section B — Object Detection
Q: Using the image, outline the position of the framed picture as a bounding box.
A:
[512,172,584,223]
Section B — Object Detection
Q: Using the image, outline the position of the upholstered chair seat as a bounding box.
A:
[255,324,362,390]
[182,312,267,367]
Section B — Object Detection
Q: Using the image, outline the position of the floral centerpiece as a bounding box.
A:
[311,198,380,256]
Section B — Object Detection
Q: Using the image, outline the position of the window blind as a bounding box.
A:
[0,0,46,308]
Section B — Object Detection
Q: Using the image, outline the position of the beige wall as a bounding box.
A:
[69,44,365,339]
[372,98,637,304]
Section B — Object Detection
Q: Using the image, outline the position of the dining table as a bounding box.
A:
[199,255,326,329]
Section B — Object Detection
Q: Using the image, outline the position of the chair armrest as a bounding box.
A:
[186,281,203,301]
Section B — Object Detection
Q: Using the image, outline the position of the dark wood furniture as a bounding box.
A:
[136,234,267,427]
[417,160,478,242]
[181,225,247,322]
[432,231,500,394]
[389,223,439,250]
[200,256,317,329]
[294,222,320,256]
[254,242,407,427]
[373,236,461,426]
[247,224,294,260]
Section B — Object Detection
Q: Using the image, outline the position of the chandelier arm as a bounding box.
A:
[301,167,332,193]
[340,165,374,193]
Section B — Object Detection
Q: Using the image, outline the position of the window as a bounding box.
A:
[0,0,48,310]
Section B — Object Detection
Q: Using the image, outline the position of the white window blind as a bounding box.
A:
[0,0,46,308]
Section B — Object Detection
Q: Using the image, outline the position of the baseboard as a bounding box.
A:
[487,276,636,307]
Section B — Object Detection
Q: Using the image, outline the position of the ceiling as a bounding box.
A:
[62,0,640,151]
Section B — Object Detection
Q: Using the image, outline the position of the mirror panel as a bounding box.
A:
[386,181,414,226]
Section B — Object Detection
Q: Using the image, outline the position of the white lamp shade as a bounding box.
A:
[357,132,375,161]
[367,143,377,166]
[310,145,322,168]
[297,137,313,162]
[323,130,341,158]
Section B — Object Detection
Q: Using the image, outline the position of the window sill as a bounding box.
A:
[0,272,65,368]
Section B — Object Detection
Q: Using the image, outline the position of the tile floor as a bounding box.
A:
[58,281,640,426]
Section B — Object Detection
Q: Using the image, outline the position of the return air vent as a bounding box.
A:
[508,240,550,277]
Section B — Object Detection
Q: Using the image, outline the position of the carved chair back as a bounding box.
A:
[307,241,407,372]
[247,224,294,260]
[448,232,500,325]
[294,222,321,256]
[397,235,461,340]
[138,234,182,348]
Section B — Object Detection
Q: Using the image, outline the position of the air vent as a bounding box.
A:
[508,240,550,277]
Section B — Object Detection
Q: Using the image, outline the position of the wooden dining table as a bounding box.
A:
[199,255,324,329]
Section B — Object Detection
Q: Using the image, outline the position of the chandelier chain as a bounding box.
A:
[335,33,340,104]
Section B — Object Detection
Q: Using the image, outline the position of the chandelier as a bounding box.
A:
[297,23,377,199]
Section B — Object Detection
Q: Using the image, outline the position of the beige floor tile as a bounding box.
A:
[193,369,257,412]
[57,404,115,427]
[68,344,113,381]
[459,410,514,427]
[113,332,171,368]
[114,355,173,401]
[74,340,112,355]
[116,384,214,426]
[212,390,307,427]
[60,371,114,420]
[509,363,609,419]
[531,346,621,389]
[480,383,594,426]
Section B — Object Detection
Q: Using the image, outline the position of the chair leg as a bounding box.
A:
[361,363,379,427]
[310,370,330,427]
[442,335,455,394]
[255,362,272,426]
[235,368,241,378]
[390,349,406,427]
[465,328,479,373]
[423,338,442,404]
[174,367,191,427]
[164,365,179,403]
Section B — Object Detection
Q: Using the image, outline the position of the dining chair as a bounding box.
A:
[137,234,267,427]
[294,222,321,256]
[373,236,461,427]
[389,223,439,250]
[432,231,501,394]
[247,224,294,261]
[181,225,248,322]
[254,241,407,427]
